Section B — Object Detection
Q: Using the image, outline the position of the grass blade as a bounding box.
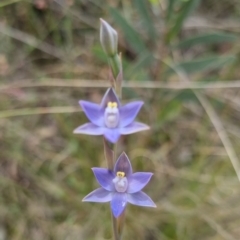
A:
[133,0,156,40]
[173,32,238,49]
[166,0,201,42]
[165,55,236,75]
[110,7,147,53]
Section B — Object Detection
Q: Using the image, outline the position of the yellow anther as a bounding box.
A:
[117,171,125,178]
[107,102,113,108]
[107,102,118,108]
[112,102,117,108]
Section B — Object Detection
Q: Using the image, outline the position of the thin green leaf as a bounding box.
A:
[0,0,21,8]
[158,100,183,126]
[110,7,146,53]
[167,0,201,42]
[166,0,176,22]
[165,55,237,75]
[133,0,156,40]
[173,32,238,49]
[125,51,153,80]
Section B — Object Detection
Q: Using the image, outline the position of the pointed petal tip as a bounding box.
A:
[78,100,83,106]
[73,126,85,134]
[148,201,157,208]
[100,18,107,25]
[140,123,150,130]
[101,87,120,107]
[135,100,144,106]
[107,87,116,96]
[78,100,91,109]
[73,128,79,134]
[118,152,130,162]
[120,152,128,159]
[119,122,150,135]
[114,152,132,176]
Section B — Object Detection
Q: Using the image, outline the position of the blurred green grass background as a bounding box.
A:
[1,0,240,239]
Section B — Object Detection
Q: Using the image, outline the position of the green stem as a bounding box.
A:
[109,54,121,79]
[103,138,119,240]
[107,50,124,240]
[111,144,125,240]
[112,212,119,240]
[112,142,120,240]
[117,211,126,239]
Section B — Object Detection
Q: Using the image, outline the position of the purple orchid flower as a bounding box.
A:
[82,152,156,218]
[73,88,149,143]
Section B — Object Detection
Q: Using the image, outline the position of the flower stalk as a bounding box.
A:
[77,19,155,240]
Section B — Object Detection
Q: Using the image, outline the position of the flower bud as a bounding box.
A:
[100,19,118,57]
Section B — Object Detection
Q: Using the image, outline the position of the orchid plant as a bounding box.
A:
[74,19,156,240]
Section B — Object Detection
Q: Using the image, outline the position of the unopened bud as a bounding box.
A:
[100,19,118,57]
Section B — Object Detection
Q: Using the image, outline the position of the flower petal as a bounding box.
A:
[127,172,153,193]
[114,152,132,177]
[111,192,127,218]
[79,100,104,126]
[127,191,156,207]
[119,101,143,127]
[103,128,121,143]
[119,122,150,135]
[82,188,113,202]
[101,88,121,108]
[92,168,115,191]
[73,123,105,135]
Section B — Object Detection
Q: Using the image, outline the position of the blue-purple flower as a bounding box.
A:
[82,152,156,218]
[73,88,149,143]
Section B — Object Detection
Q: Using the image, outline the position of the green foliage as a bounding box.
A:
[173,32,239,49]
[157,99,183,127]
[133,0,156,40]
[110,7,147,53]
[165,55,237,75]
[166,0,201,42]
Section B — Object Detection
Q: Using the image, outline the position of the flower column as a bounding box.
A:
[73,19,156,240]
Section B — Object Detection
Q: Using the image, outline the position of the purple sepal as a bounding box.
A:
[92,168,114,191]
[127,191,156,207]
[114,152,132,177]
[103,128,121,143]
[79,101,104,126]
[127,172,153,193]
[82,188,112,202]
[119,101,143,127]
[111,192,127,217]
[101,88,121,107]
[119,122,149,135]
[73,123,105,135]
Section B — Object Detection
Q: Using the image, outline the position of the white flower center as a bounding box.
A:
[104,102,119,128]
[112,171,128,193]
